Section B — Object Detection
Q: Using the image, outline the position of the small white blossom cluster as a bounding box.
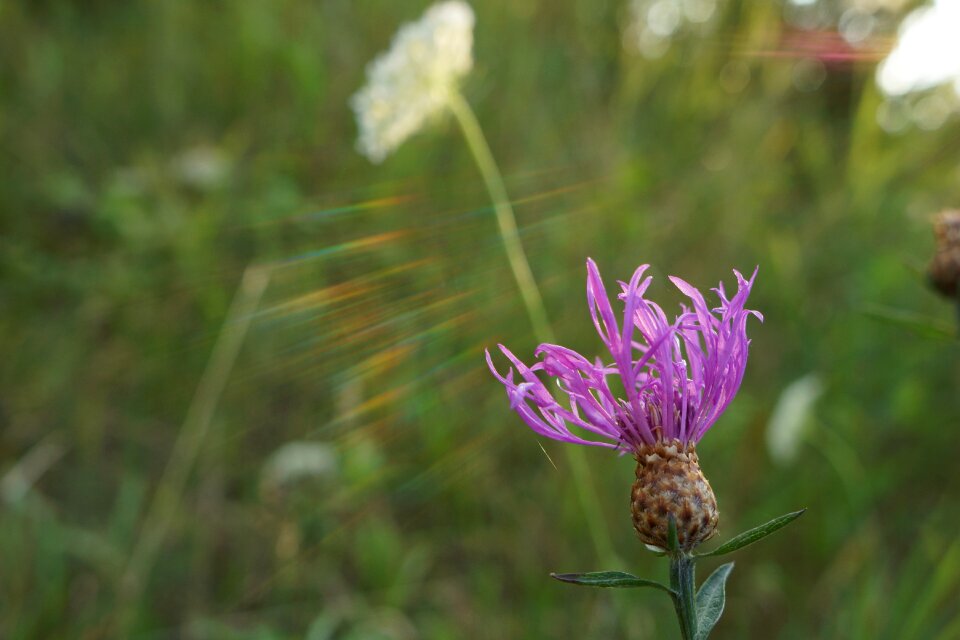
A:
[351,1,475,163]
[877,0,960,98]
[874,0,960,130]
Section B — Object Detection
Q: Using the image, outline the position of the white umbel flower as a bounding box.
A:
[876,0,960,98]
[351,1,475,163]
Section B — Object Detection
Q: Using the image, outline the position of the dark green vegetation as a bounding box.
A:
[2,1,960,638]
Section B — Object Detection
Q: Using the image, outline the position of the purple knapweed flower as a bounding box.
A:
[486,258,762,550]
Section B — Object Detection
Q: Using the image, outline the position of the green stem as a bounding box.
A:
[446,88,626,626]
[954,294,960,338]
[116,266,269,631]
[445,89,553,344]
[670,554,698,640]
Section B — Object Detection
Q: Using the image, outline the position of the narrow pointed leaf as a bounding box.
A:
[694,562,734,640]
[667,514,680,554]
[698,509,806,557]
[551,571,674,594]
[862,305,956,341]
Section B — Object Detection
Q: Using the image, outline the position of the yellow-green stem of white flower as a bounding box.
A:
[446,89,619,568]
[445,89,554,344]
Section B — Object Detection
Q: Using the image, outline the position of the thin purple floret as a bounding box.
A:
[486,259,761,451]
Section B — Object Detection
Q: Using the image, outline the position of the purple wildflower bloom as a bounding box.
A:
[486,259,762,451]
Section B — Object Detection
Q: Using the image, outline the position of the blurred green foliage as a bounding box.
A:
[2,0,960,638]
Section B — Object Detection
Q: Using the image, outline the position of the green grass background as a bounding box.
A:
[2,1,959,638]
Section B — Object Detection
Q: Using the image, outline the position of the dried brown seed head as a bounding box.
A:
[928,209,960,298]
[630,440,719,552]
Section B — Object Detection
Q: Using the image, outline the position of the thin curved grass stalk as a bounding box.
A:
[445,88,622,586]
[116,266,270,632]
[445,90,553,343]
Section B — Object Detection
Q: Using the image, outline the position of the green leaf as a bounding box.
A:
[694,562,734,640]
[550,571,674,594]
[698,509,806,557]
[861,304,957,341]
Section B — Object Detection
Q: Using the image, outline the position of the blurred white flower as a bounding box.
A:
[623,0,719,59]
[765,374,824,465]
[351,1,475,163]
[260,441,338,493]
[876,0,960,97]
[172,145,231,190]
